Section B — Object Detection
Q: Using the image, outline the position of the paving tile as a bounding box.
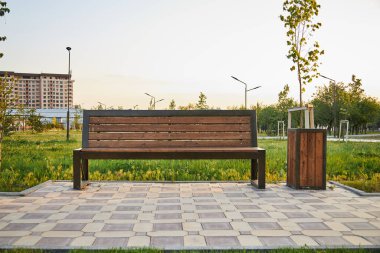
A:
[82,223,104,232]
[52,223,86,231]
[198,212,225,219]
[273,205,300,210]
[36,237,73,247]
[157,199,180,203]
[37,205,63,211]
[0,237,20,246]
[196,205,221,210]
[313,236,352,246]
[159,193,180,198]
[205,236,240,247]
[298,222,329,230]
[225,193,247,198]
[70,236,95,247]
[0,205,23,210]
[128,236,150,247]
[291,235,319,246]
[249,222,281,230]
[343,236,373,246]
[93,237,128,247]
[237,235,262,246]
[229,199,252,203]
[259,236,296,246]
[65,213,95,219]
[156,205,181,211]
[257,193,280,198]
[76,205,103,211]
[1,223,37,231]
[283,212,313,218]
[344,222,378,230]
[183,222,202,232]
[0,213,8,219]
[311,204,338,210]
[366,237,380,245]
[151,236,184,248]
[153,223,182,231]
[20,213,51,219]
[326,212,357,218]
[235,205,260,210]
[193,193,213,197]
[126,193,146,198]
[102,224,134,231]
[155,213,182,219]
[13,236,41,246]
[202,222,232,230]
[121,199,144,204]
[368,211,380,218]
[115,206,141,211]
[241,212,269,218]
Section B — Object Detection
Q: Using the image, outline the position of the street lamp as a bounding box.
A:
[320,74,338,137]
[145,93,164,110]
[66,47,71,141]
[231,76,261,109]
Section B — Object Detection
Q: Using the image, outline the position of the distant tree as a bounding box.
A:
[195,92,209,110]
[27,109,44,133]
[169,99,176,110]
[178,103,195,110]
[0,1,10,59]
[277,84,297,124]
[258,105,282,136]
[280,0,324,125]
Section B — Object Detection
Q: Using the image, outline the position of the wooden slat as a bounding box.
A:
[287,131,296,187]
[89,124,250,132]
[88,140,251,148]
[88,132,251,140]
[307,132,316,187]
[315,132,324,187]
[299,132,308,186]
[89,116,250,124]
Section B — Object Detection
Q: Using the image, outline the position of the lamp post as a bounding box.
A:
[145,93,164,110]
[320,74,337,137]
[66,47,71,141]
[231,76,261,109]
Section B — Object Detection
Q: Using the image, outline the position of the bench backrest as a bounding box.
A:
[82,110,258,148]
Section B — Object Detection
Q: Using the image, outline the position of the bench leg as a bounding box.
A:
[251,159,258,181]
[73,150,82,190]
[82,159,89,181]
[258,150,266,189]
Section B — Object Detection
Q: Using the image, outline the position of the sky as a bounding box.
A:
[0,0,379,109]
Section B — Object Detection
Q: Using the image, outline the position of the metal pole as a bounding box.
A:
[244,84,247,110]
[66,47,71,141]
[320,74,338,136]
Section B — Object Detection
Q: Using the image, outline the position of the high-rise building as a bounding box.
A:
[0,71,74,109]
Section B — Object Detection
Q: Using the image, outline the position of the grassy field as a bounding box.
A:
[0,130,379,192]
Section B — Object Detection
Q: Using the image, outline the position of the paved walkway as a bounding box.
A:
[0,181,379,250]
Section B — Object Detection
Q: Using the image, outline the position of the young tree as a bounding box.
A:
[0,75,16,169]
[169,99,176,110]
[195,92,209,110]
[280,0,324,126]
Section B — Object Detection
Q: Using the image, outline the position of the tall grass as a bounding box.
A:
[0,131,379,192]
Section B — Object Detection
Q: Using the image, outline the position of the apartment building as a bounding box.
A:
[0,71,74,109]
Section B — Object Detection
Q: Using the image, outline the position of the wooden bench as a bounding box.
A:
[73,110,266,190]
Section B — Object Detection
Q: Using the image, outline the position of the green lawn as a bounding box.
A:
[0,130,379,192]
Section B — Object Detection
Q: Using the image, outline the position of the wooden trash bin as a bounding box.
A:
[287,129,327,190]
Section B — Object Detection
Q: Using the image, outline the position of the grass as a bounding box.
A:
[0,130,379,192]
